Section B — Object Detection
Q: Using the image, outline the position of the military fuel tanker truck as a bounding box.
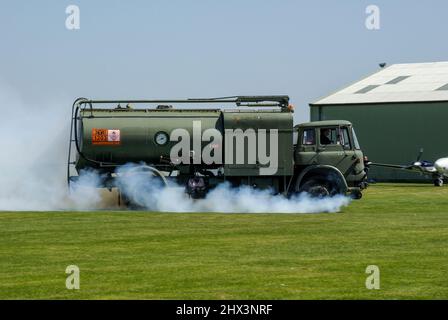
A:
[67,96,368,201]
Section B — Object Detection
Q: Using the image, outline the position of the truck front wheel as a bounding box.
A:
[350,189,363,199]
[300,179,330,198]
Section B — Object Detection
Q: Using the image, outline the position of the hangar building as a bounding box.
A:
[310,61,448,181]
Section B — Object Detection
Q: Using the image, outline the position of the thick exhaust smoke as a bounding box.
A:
[0,82,106,211]
[116,163,351,213]
[0,83,350,213]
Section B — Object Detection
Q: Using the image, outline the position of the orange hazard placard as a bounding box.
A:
[92,128,121,145]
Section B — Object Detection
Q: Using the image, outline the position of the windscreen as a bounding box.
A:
[351,127,361,150]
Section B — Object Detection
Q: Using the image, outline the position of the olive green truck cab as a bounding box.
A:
[68,96,368,201]
[294,120,368,199]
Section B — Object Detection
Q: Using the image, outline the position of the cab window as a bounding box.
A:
[351,128,361,149]
[302,129,315,145]
[340,127,351,149]
[320,128,338,145]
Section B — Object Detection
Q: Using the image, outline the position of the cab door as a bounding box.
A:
[316,126,353,175]
[338,126,359,175]
[345,126,366,182]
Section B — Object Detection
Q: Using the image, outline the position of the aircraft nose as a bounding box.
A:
[434,158,448,173]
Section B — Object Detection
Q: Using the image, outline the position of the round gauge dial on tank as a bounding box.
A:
[154,131,169,146]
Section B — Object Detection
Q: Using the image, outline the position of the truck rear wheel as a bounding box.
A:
[116,165,168,209]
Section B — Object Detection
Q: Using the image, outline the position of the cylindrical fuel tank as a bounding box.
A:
[75,108,222,170]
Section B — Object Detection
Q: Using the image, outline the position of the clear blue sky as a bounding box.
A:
[1,0,447,123]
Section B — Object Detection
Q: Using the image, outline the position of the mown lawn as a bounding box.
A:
[0,183,447,299]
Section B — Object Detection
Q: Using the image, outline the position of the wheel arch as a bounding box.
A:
[296,165,348,194]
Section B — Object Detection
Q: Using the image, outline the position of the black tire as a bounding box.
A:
[350,190,363,200]
[434,178,444,187]
[300,179,330,198]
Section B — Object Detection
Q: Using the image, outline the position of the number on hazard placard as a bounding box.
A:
[92,129,120,145]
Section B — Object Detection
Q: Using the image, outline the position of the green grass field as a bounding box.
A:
[1,183,447,299]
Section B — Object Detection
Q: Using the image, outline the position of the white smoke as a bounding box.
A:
[0,82,350,213]
[116,163,351,213]
[0,81,104,211]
